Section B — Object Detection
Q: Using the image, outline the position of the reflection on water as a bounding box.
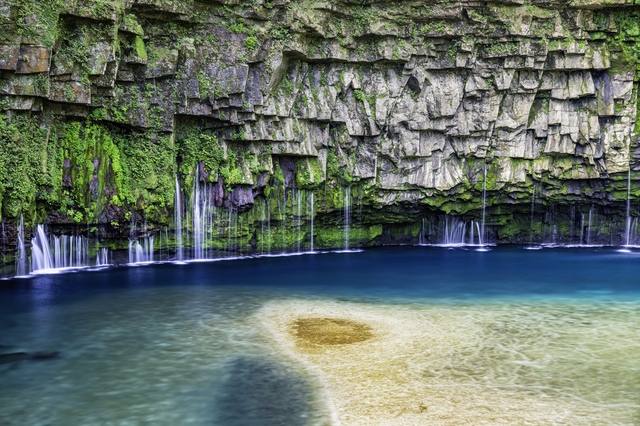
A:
[0,247,639,425]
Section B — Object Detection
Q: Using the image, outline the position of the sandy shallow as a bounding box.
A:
[258,298,640,425]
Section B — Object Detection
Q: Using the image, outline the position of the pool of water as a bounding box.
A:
[1,246,639,425]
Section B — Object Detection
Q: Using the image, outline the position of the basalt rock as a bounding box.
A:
[1,0,640,273]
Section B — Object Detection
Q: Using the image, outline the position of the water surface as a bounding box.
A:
[1,247,639,425]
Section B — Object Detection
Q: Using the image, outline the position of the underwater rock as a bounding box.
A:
[32,351,60,360]
[0,352,29,363]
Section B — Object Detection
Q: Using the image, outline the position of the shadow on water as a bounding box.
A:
[212,357,313,426]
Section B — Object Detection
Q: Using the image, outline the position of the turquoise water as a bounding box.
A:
[1,247,640,425]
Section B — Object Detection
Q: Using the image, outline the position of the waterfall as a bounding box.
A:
[175,177,183,260]
[227,208,232,256]
[267,198,271,254]
[261,200,265,254]
[587,206,593,245]
[191,169,214,260]
[419,218,426,245]
[528,183,537,246]
[30,225,89,272]
[128,236,154,263]
[281,188,287,253]
[96,248,109,266]
[481,162,487,245]
[222,207,238,256]
[470,220,475,245]
[16,213,26,275]
[344,186,351,250]
[580,213,585,245]
[625,167,631,246]
[193,170,202,259]
[297,189,302,253]
[31,225,54,271]
[442,215,467,245]
[310,191,314,252]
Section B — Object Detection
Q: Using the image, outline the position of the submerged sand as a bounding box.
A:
[258,298,640,425]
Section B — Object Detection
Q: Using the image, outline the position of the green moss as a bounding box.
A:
[133,35,147,61]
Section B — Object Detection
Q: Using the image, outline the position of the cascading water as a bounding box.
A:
[96,248,109,266]
[31,225,54,271]
[480,162,487,245]
[310,191,314,252]
[587,206,593,245]
[267,198,271,254]
[53,235,89,268]
[191,169,218,260]
[174,177,183,261]
[30,225,89,272]
[128,236,154,263]
[261,200,266,254]
[16,213,26,275]
[192,170,203,259]
[344,186,351,250]
[296,189,302,253]
[470,220,475,245]
[529,183,536,246]
[281,189,287,253]
[625,167,631,246]
[442,215,467,245]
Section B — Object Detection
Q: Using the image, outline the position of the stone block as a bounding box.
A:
[16,46,50,74]
[49,81,91,104]
[0,45,19,70]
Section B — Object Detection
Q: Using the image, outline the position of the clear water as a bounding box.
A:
[1,247,640,425]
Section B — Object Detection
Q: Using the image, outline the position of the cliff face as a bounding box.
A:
[1,0,640,272]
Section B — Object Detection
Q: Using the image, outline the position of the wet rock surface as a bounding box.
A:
[0,352,29,364]
[2,1,640,272]
[32,351,60,360]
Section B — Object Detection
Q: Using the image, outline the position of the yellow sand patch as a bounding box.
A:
[258,299,640,425]
[291,318,374,346]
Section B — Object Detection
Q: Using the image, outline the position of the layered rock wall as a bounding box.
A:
[2,0,640,273]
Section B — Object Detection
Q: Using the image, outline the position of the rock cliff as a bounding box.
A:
[1,0,640,273]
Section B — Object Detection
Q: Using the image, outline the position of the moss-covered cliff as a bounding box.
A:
[2,0,640,274]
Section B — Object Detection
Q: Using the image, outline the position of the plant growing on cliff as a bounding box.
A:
[608,11,640,71]
[244,35,259,52]
[327,149,353,183]
[353,90,378,120]
[448,39,461,61]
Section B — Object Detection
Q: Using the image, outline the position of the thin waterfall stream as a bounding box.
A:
[480,162,487,245]
[310,191,314,252]
[528,184,536,247]
[344,186,351,250]
[174,177,183,261]
[625,166,631,246]
[16,213,26,276]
